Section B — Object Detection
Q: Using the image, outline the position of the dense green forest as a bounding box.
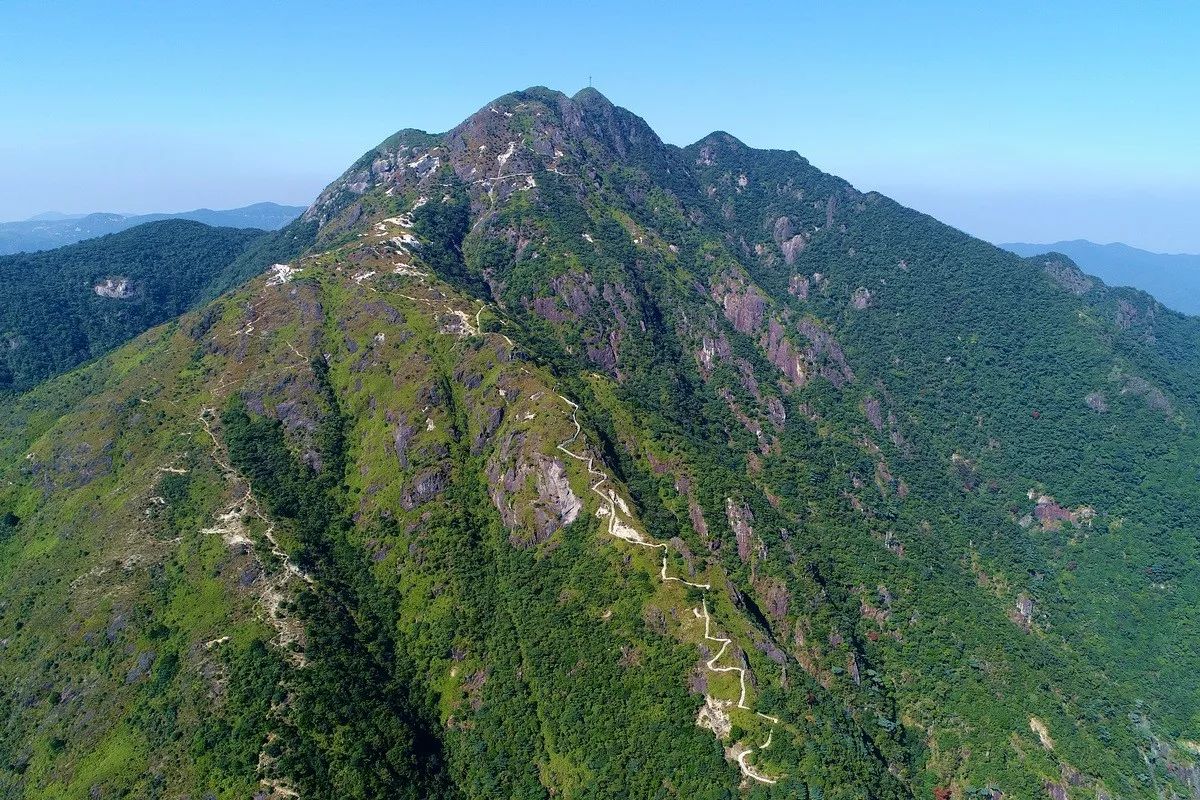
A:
[0,217,316,392]
[2,87,1199,799]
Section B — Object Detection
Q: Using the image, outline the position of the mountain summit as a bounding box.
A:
[4,87,1200,799]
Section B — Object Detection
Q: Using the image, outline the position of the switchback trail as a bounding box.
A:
[555,394,781,785]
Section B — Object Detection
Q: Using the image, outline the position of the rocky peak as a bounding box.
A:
[442,86,669,177]
[302,86,681,240]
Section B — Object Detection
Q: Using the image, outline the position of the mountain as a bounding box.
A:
[24,212,87,222]
[0,202,306,255]
[0,218,316,392]
[1001,240,1200,315]
[3,86,1200,799]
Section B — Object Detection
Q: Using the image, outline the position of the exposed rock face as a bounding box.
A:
[772,216,807,264]
[527,272,637,375]
[392,421,417,467]
[758,577,791,623]
[788,274,810,299]
[796,319,855,388]
[780,235,807,264]
[711,274,766,335]
[675,475,711,543]
[488,432,582,547]
[725,498,756,562]
[400,466,449,510]
[763,320,807,387]
[93,277,135,299]
[766,396,786,429]
[1115,299,1139,329]
[773,216,795,244]
[695,695,733,739]
[850,287,872,310]
[1045,782,1068,800]
[1042,258,1094,295]
[1116,372,1172,415]
[1166,756,1200,799]
[1026,490,1095,532]
[697,332,732,372]
[1011,593,1035,632]
[534,458,583,535]
[1027,719,1056,753]
[864,397,884,431]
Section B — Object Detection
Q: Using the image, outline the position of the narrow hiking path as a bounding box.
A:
[198,407,310,653]
[199,405,312,799]
[555,395,781,785]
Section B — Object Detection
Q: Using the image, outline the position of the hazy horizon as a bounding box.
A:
[3,0,1198,251]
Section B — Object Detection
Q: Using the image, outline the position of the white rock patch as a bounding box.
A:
[93,277,134,298]
[266,263,301,286]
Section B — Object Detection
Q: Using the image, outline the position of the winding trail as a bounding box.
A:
[198,407,310,661]
[554,395,780,784]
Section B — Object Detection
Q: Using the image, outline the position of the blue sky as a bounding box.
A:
[3,0,1198,250]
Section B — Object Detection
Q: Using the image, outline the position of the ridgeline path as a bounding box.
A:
[555,394,781,785]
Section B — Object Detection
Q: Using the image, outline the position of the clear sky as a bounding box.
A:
[3,0,1198,251]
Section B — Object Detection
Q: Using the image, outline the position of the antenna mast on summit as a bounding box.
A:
[589,75,593,88]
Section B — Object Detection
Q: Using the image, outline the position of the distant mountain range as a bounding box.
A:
[0,201,306,254]
[1000,239,1200,315]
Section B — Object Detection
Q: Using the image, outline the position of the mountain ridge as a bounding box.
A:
[0,202,306,255]
[1000,239,1200,315]
[3,86,1200,799]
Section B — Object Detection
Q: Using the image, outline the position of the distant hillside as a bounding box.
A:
[0,202,306,254]
[1001,239,1200,315]
[0,219,307,392]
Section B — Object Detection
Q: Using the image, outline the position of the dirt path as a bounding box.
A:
[197,407,310,656]
[555,395,780,784]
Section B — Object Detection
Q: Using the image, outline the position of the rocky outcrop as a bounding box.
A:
[1041,257,1094,295]
[534,458,583,537]
[675,474,711,544]
[796,319,855,388]
[1011,593,1035,632]
[864,397,884,431]
[392,420,417,468]
[763,320,806,387]
[400,466,449,510]
[1115,371,1172,415]
[488,432,582,547]
[725,498,757,563]
[697,331,732,372]
[773,216,807,264]
[1024,489,1096,532]
[788,274,810,299]
[711,274,767,335]
[93,277,135,299]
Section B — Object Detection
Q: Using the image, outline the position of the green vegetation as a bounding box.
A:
[0,216,317,393]
[2,87,1199,799]
[0,219,261,391]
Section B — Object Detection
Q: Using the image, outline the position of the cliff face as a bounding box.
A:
[4,87,1200,800]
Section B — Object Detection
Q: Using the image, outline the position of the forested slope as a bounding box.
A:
[2,87,1199,799]
[0,217,316,392]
